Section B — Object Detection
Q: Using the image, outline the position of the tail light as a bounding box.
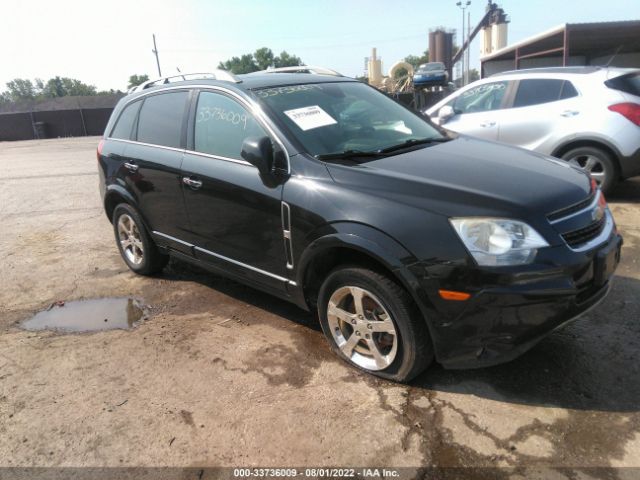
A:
[97,139,105,161]
[608,103,640,126]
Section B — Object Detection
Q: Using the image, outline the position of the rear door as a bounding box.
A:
[435,80,511,141]
[496,78,581,151]
[122,90,192,252]
[180,89,289,293]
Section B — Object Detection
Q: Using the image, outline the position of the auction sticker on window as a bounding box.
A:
[284,105,337,131]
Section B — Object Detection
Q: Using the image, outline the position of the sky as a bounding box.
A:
[1,0,638,92]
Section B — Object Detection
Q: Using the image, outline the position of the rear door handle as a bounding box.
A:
[182,177,203,189]
[124,162,138,172]
[480,121,496,128]
[561,110,580,117]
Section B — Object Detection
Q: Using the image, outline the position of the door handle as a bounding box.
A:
[561,110,579,117]
[124,162,139,172]
[182,177,203,189]
[480,121,496,128]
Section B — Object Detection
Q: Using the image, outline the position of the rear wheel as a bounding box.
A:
[561,146,618,194]
[318,267,434,382]
[112,203,168,275]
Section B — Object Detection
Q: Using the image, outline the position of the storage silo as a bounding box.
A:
[429,29,454,80]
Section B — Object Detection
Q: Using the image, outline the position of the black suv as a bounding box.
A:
[98,70,622,382]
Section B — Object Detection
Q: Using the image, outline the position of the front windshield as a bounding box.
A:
[254,82,444,157]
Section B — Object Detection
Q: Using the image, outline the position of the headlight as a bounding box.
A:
[450,218,549,266]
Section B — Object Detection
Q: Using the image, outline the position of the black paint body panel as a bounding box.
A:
[98,75,622,369]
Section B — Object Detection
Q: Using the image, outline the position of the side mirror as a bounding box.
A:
[438,105,455,124]
[241,136,274,177]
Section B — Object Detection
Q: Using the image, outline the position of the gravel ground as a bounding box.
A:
[1,137,639,479]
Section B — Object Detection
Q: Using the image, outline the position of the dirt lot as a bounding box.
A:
[1,137,639,477]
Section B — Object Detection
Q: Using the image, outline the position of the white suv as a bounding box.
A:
[426,67,640,193]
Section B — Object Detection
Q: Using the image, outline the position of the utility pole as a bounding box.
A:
[467,10,471,85]
[152,34,162,77]
[456,1,471,86]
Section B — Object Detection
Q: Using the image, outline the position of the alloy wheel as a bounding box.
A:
[566,154,606,185]
[327,286,398,371]
[117,214,144,265]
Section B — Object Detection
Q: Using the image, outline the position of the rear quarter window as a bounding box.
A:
[605,72,640,96]
[110,100,141,140]
[136,91,189,148]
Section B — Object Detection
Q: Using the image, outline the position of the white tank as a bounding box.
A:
[368,48,383,87]
[480,21,508,56]
[480,27,492,56]
[492,23,508,51]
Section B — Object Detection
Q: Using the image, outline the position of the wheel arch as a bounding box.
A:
[551,137,622,179]
[102,185,153,233]
[294,224,436,337]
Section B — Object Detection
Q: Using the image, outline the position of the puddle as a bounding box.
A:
[20,297,147,333]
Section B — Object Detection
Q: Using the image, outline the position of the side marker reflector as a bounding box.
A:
[439,289,471,301]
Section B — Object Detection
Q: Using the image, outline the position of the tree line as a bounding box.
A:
[0,76,125,104]
[218,47,303,74]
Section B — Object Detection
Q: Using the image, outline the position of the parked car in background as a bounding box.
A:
[426,67,640,193]
[99,69,621,382]
[413,62,449,89]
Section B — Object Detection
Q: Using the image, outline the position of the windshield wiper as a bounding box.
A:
[315,149,384,161]
[376,136,450,154]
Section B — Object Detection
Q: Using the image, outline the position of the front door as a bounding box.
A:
[181,89,289,292]
[437,80,511,141]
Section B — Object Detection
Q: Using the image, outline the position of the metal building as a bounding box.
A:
[480,20,640,77]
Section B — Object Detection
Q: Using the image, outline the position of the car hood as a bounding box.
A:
[325,136,591,219]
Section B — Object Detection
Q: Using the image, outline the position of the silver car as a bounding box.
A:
[426,67,640,192]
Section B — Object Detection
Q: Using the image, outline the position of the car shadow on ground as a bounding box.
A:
[607,177,640,203]
[413,274,640,413]
[162,259,639,413]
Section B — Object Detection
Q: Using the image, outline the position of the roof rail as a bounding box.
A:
[127,70,241,94]
[491,66,603,77]
[256,65,343,77]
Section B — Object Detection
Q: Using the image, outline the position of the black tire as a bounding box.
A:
[112,203,168,275]
[318,267,434,382]
[561,146,618,194]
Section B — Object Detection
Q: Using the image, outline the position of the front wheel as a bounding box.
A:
[561,146,618,194]
[318,267,434,382]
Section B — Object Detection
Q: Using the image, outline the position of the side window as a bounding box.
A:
[136,91,189,148]
[452,81,508,114]
[194,91,267,160]
[513,79,570,108]
[110,100,141,140]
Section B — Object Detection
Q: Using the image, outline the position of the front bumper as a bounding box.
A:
[416,232,623,369]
